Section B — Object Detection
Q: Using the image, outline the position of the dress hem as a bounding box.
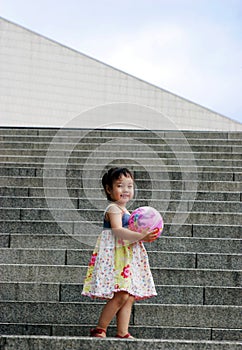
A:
[82,288,157,301]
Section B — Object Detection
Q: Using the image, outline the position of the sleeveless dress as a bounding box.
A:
[82,205,157,300]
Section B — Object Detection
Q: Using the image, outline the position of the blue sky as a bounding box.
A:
[1,0,242,123]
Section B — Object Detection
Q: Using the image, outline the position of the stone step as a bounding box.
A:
[3,137,239,149]
[0,127,241,139]
[1,176,241,191]
[1,148,242,159]
[42,169,242,181]
[41,169,242,180]
[0,323,241,342]
[63,284,242,306]
[0,220,241,238]
[0,192,242,213]
[0,234,9,247]
[6,234,242,252]
[1,153,241,165]
[2,208,240,225]
[151,235,242,252]
[1,282,240,306]
[1,156,242,167]
[0,264,241,286]
[2,164,242,174]
[1,248,241,270]
[0,126,234,134]
[2,139,241,154]
[1,335,242,349]
[3,140,241,155]
[0,198,78,209]
[39,129,242,139]
[0,166,242,184]
[1,142,242,154]
[0,301,241,329]
[1,198,241,214]
[1,187,240,202]
[53,325,242,342]
[1,134,242,145]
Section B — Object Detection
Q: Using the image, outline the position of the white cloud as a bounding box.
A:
[99,21,242,122]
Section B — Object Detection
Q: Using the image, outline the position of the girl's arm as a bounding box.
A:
[106,205,158,243]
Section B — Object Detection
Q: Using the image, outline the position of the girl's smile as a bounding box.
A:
[106,175,134,205]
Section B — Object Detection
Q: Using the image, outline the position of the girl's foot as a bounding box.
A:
[90,327,106,338]
[116,332,134,339]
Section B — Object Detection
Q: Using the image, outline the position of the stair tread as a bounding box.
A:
[1,335,242,347]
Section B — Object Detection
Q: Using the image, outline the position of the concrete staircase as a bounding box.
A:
[0,127,241,350]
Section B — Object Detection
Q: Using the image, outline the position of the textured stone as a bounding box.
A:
[151,268,242,287]
[0,249,66,265]
[63,284,204,305]
[0,221,73,234]
[234,173,242,181]
[0,186,29,196]
[0,265,85,283]
[193,225,241,239]
[0,176,44,187]
[10,234,88,249]
[205,287,242,306]
[134,304,242,328]
[0,301,105,325]
[1,264,241,286]
[212,328,242,341]
[1,197,78,209]
[0,282,59,302]
[29,187,79,198]
[53,324,211,340]
[66,249,197,269]
[164,212,241,225]
[0,208,20,220]
[0,234,9,248]
[197,253,242,270]
[1,336,242,350]
[1,302,241,330]
[0,167,36,176]
[154,236,241,254]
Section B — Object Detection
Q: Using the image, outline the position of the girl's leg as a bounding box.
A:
[95,291,130,336]
[116,295,135,337]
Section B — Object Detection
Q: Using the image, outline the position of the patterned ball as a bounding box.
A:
[128,206,164,238]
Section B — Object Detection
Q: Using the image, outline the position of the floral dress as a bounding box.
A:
[82,204,157,300]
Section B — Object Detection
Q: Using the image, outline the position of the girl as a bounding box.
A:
[82,167,158,338]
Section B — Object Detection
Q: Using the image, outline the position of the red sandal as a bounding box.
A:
[90,327,106,338]
[116,333,134,339]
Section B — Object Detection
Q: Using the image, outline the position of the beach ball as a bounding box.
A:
[128,206,164,238]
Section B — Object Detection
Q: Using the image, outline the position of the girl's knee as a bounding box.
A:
[114,291,130,306]
[128,295,135,304]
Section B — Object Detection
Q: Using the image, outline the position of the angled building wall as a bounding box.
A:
[0,17,241,131]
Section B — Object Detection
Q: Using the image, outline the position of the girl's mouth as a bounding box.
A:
[121,194,129,199]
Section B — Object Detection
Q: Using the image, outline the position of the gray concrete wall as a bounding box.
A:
[0,17,241,131]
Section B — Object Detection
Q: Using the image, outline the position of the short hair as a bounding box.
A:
[102,167,134,201]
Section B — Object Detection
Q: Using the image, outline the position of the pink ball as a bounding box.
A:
[128,206,164,238]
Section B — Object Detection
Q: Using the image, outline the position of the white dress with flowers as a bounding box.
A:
[82,205,157,300]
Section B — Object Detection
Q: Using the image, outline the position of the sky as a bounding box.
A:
[1,0,242,124]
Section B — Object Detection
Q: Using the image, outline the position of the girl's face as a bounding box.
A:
[107,174,134,205]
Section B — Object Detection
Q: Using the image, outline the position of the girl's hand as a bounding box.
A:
[141,228,159,242]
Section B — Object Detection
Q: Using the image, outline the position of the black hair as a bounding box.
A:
[102,167,134,201]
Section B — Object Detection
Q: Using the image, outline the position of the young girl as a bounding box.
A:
[82,167,158,338]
